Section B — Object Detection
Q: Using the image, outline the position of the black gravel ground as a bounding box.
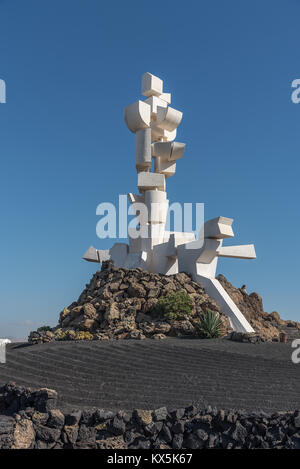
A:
[1,338,299,413]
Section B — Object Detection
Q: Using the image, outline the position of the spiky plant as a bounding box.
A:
[196,311,223,339]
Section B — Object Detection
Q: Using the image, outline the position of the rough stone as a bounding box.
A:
[153,407,168,422]
[134,409,153,426]
[47,409,65,429]
[1,384,300,450]
[12,419,35,449]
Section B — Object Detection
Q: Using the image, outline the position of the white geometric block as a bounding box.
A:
[156,106,183,132]
[128,229,142,253]
[218,244,256,260]
[82,247,112,263]
[163,128,177,142]
[124,251,148,269]
[169,142,185,161]
[177,237,218,278]
[150,242,178,275]
[135,128,152,171]
[142,73,163,97]
[124,100,151,133]
[203,217,234,239]
[0,339,10,363]
[154,156,176,178]
[110,243,129,268]
[151,125,177,142]
[97,250,111,263]
[158,93,171,104]
[145,190,169,224]
[165,234,177,258]
[0,339,11,345]
[138,172,165,192]
[144,96,168,115]
[172,232,196,246]
[82,245,99,263]
[152,141,185,161]
[152,141,172,159]
[196,239,221,264]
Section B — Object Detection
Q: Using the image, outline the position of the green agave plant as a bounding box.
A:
[196,311,223,339]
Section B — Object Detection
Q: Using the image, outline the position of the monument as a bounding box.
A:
[83,73,256,333]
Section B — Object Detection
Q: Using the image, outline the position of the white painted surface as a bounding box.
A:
[138,171,166,192]
[195,276,255,333]
[124,100,151,133]
[218,244,256,259]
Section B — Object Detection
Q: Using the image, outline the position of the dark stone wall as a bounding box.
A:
[1,382,300,449]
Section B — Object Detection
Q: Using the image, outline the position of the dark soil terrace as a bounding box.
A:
[1,338,299,413]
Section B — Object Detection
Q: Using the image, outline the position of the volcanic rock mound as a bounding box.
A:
[29,261,299,344]
[56,261,232,341]
[217,275,300,341]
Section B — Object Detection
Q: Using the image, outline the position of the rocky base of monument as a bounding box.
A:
[1,382,300,449]
[217,275,300,340]
[28,261,299,345]
[28,261,233,344]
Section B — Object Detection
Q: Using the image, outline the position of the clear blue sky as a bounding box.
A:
[0,0,299,339]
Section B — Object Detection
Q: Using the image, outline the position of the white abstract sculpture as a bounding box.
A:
[83,73,256,333]
[0,338,10,364]
[0,339,11,345]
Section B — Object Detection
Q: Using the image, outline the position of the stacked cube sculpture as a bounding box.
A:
[83,73,256,332]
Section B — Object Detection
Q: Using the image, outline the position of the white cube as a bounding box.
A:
[142,73,163,97]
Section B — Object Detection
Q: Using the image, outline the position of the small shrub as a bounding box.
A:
[196,311,223,339]
[37,325,52,333]
[152,290,193,320]
[74,331,93,341]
